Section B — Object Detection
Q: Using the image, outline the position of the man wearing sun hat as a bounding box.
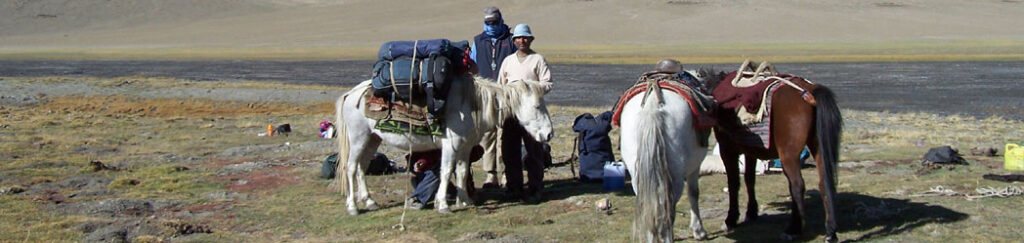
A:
[496,23,552,204]
[472,6,517,190]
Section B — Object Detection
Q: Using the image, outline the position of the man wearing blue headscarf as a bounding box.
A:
[472,6,517,190]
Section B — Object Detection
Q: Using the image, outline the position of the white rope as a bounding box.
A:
[393,40,419,232]
[967,186,1024,200]
[910,186,962,197]
[910,185,1024,201]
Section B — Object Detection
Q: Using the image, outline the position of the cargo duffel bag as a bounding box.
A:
[377,39,452,61]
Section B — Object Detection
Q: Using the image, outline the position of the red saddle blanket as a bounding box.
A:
[717,81,785,149]
[713,71,780,113]
[611,80,715,130]
[712,71,815,149]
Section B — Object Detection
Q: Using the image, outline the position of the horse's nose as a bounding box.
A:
[546,132,553,142]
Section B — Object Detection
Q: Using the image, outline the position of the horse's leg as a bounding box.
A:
[455,158,475,207]
[808,137,839,243]
[435,143,456,214]
[715,137,743,230]
[779,149,807,240]
[344,157,359,215]
[685,164,708,240]
[356,137,381,211]
[742,155,760,223]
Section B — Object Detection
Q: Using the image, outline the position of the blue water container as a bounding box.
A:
[603,161,626,191]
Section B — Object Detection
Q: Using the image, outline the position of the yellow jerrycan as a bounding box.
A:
[1005,143,1024,171]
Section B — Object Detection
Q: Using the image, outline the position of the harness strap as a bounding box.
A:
[639,76,664,108]
[764,76,817,105]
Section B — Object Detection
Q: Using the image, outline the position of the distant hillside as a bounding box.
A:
[1,0,1022,59]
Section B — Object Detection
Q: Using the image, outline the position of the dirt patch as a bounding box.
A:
[454,231,500,242]
[86,199,181,218]
[25,173,112,196]
[79,218,212,243]
[218,140,332,158]
[18,161,71,169]
[0,94,43,106]
[221,169,302,193]
[216,161,272,175]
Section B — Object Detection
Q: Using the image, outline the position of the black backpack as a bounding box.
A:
[365,152,398,175]
[320,152,398,179]
[321,153,339,179]
[923,146,968,165]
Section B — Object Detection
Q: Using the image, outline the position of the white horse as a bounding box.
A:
[619,81,709,242]
[335,75,553,215]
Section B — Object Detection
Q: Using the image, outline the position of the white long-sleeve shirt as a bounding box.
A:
[496,52,552,93]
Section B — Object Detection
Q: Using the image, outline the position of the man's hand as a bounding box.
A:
[413,161,423,173]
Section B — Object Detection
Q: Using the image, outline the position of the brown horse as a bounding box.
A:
[698,65,842,242]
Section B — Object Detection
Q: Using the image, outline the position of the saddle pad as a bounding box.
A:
[363,89,431,127]
[610,80,715,130]
[717,81,785,149]
[713,71,776,114]
[374,119,445,136]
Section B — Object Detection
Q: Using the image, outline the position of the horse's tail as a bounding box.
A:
[334,93,351,196]
[632,95,676,242]
[814,85,842,234]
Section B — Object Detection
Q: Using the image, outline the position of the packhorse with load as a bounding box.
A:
[335,38,554,215]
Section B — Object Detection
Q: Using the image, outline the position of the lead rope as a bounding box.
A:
[393,40,419,232]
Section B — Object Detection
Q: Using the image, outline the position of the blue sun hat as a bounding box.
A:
[512,24,533,38]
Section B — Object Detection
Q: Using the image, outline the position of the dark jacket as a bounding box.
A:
[473,31,516,80]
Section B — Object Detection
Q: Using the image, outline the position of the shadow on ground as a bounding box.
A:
[720,192,968,242]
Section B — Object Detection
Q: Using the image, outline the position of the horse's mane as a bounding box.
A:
[469,75,543,126]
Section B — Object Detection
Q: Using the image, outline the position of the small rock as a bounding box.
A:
[596,198,611,211]
[1,186,26,195]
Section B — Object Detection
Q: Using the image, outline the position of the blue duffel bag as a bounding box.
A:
[372,58,422,99]
[378,39,452,61]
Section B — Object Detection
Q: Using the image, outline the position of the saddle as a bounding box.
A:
[362,89,444,136]
[713,60,818,125]
[611,71,717,130]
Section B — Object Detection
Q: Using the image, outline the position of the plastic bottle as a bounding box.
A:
[267,124,274,137]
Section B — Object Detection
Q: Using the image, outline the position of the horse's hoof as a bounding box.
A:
[744,213,759,223]
[824,235,838,243]
[365,202,379,211]
[437,207,453,214]
[779,233,796,241]
[723,220,739,230]
[347,208,359,216]
[693,229,708,240]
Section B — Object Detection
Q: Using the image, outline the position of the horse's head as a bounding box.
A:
[687,68,728,93]
[507,80,554,142]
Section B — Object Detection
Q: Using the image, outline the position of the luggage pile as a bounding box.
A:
[371,39,471,116]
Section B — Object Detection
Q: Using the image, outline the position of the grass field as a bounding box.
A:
[1,77,1023,242]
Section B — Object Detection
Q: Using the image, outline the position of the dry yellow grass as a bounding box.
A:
[38,95,333,118]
